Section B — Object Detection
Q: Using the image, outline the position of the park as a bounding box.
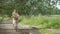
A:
[0,0,60,34]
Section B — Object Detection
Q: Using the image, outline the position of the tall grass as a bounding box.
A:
[40,29,57,34]
[19,15,60,29]
[0,17,2,23]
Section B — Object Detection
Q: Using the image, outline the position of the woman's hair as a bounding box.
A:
[12,9,18,14]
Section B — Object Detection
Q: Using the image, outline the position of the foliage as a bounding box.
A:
[0,0,60,16]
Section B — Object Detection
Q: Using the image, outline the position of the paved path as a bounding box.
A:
[0,24,30,29]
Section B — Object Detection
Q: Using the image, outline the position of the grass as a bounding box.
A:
[40,29,57,34]
[0,17,2,23]
[19,15,60,29]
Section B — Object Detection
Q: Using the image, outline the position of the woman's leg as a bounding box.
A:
[13,18,15,26]
[13,20,17,31]
[13,18,18,31]
[13,19,17,30]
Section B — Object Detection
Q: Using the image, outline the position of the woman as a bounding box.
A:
[12,9,19,31]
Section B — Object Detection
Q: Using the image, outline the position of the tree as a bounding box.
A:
[0,0,60,16]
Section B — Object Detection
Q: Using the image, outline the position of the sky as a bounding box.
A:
[56,2,60,9]
[56,4,60,9]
